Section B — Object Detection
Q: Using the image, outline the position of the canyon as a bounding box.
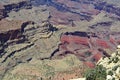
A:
[0,0,120,80]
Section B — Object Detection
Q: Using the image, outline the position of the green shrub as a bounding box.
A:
[108,70,113,76]
[84,65,107,80]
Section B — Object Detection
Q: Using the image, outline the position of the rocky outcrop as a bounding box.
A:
[0,19,25,59]
[0,20,57,45]
[0,20,58,57]
[22,21,58,41]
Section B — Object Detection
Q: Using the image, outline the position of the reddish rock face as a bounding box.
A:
[95,39,111,48]
[51,31,120,68]
[84,61,95,68]
[60,35,89,46]
[92,52,103,62]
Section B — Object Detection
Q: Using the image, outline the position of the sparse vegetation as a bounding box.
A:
[84,65,107,80]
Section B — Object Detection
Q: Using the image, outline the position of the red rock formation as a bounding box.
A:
[52,31,120,68]
[92,52,103,62]
[84,61,95,68]
[109,35,116,45]
[60,35,89,46]
[95,39,110,48]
